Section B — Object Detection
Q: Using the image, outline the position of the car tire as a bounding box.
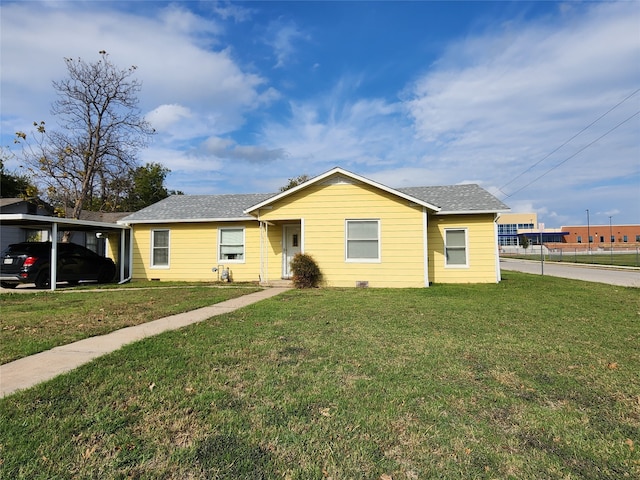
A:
[35,270,51,289]
[1,281,18,289]
[98,264,116,284]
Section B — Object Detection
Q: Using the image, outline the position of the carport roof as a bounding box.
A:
[0,213,130,232]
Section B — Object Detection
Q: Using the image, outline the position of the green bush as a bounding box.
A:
[290,253,321,288]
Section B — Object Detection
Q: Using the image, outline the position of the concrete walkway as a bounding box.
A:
[0,287,291,398]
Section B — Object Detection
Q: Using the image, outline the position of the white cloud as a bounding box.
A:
[147,104,193,132]
[0,1,276,139]
[265,19,309,68]
[203,136,288,163]
[396,2,640,224]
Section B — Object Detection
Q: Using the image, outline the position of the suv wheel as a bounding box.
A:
[0,281,18,289]
[35,270,51,289]
[98,264,116,284]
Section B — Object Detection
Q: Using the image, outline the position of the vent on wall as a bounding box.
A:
[356,281,369,288]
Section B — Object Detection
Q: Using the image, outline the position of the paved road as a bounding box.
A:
[500,258,640,287]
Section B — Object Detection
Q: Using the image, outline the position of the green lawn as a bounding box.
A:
[1,273,638,479]
[0,284,261,364]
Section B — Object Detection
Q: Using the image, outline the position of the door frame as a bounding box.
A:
[282,223,302,279]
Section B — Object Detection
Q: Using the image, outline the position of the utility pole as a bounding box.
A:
[586,209,591,254]
[609,216,613,264]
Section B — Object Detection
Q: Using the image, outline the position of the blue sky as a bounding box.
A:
[1,1,639,226]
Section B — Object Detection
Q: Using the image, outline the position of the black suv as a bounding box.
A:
[0,242,116,289]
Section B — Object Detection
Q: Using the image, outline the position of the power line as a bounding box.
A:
[498,87,640,195]
[505,109,640,198]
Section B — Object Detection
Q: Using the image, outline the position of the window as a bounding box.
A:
[611,236,615,243]
[346,220,380,261]
[589,236,593,243]
[599,236,604,243]
[151,229,170,267]
[623,235,628,243]
[577,236,582,243]
[636,235,640,242]
[219,228,245,261]
[445,229,468,267]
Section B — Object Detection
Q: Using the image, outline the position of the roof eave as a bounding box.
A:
[436,208,511,215]
[118,216,257,226]
[1,213,130,230]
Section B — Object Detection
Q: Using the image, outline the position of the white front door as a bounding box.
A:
[283,225,301,278]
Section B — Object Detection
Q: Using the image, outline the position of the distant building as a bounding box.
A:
[497,212,640,252]
[497,213,536,247]
[558,225,640,250]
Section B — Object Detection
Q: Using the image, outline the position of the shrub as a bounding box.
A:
[290,253,321,288]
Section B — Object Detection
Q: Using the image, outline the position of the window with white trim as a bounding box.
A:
[219,227,245,262]
[151,229,170,268]
[445,228,468,267]
[346,220,380,261]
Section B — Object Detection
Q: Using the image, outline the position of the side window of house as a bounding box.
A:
[219,228,245,262]
[445,228,468,267]
[151,229,170,268]
[346,219,380,261]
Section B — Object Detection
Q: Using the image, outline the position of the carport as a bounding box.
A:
[0,213,131,291]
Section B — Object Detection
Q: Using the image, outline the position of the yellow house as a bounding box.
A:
[118,167,510,288]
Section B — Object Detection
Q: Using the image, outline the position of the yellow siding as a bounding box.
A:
[106,236,120,265]
[428,214,499,283]
[257,181,427,288]
[131,222,264,283]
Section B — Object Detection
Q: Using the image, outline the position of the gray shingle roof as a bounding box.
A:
[119,183,508,224]
[119,193,275,223]
[398,184,510,213]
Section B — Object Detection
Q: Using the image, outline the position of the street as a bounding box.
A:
[500,258,640,288]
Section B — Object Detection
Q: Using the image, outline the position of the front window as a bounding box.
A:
[346,220,380,261]
[445,229,468,267]
[151,229,170,267]
[219,228,245,262]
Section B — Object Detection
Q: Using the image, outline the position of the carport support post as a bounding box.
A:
[50,222,58,291]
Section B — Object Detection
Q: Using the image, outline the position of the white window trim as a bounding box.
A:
[151,229,170,269]
[218,227,246,264]
[444,227,469,268]
[345,219,381,263]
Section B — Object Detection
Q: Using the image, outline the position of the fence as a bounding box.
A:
[501,247,640,267]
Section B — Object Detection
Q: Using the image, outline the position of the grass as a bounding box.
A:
[504,252,640,267]
[0,283,261,364]
[1,272,639,479]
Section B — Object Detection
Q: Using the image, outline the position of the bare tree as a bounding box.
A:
[16,52,155,219]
